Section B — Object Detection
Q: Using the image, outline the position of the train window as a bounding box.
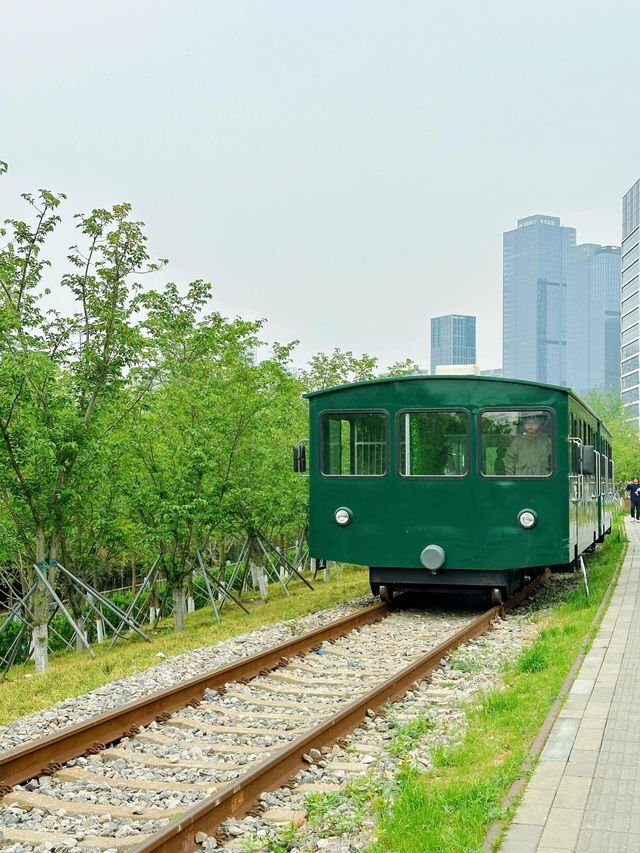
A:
[480,410,553,477]
[320,412,387,476]
[398,411,468,477]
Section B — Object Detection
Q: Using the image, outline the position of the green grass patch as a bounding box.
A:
[369,517,626,853]
[0,566,369,725]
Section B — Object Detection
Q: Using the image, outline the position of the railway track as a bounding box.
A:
[0,575,547,852]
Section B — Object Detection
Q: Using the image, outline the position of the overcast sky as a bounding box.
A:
[1,1,637,371]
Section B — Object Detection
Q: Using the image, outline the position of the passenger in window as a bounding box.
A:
[504,416,551,476]
[493,445,507,475]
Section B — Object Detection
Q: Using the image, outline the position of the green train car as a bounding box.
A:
[297,376,614,604]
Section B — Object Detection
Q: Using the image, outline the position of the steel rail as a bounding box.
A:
[0,601,388,791]
[130,571,549,853]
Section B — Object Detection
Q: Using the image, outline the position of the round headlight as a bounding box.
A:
[335,507,352,526]
[518,510,537,529]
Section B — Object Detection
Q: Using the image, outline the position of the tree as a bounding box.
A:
[382,358,421,377]
[299,349,378,392]
[584,390,640,485]
[0,183,158,670]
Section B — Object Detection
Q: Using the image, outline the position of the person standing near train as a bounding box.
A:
[627,478,640,521]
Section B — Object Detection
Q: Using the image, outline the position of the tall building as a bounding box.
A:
[430,315,476,374]
[621,179,640,424]
[566,244,621,395]
[503,215,576,385]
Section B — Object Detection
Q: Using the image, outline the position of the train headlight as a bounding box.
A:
[518,509,537,529]
[335,507,352,526]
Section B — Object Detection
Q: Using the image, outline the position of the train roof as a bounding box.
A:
[304,374,608,431]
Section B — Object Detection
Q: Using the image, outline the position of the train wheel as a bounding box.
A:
[491,587,503,606]
[380,584,395,605]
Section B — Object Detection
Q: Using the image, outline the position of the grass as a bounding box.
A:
[368,517,626,853]
[0,565,369,725]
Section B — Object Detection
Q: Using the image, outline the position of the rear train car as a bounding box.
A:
[301,375,613,603]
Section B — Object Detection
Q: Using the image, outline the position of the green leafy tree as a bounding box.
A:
[0,181,159,670]
[584,389,640,485]
[123,282,306,630]
[382,358,421,377]
[299,348,378,392]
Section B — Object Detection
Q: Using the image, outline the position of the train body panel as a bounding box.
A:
[304,375,613,595]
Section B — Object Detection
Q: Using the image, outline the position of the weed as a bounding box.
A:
[240,837,265,852]
[266,822,298,852]
[388,716,435,757]
[305,778,384,838]
[516,644,549,673]
[448,652,482,673]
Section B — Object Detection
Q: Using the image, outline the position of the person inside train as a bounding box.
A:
[504,415,552,476]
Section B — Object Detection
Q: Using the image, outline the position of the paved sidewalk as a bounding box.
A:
[500,518,640,852]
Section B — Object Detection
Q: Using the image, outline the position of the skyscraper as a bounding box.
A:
[621,179,640,425]
[566,244,621,395]
[430,314,476,374]
[503,215,576,385]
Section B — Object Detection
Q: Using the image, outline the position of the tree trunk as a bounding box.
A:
[32,524,49,674]
[131,556,137,598]
[172,586,185,632]
[250,560,268,600]
[187,575,195,613]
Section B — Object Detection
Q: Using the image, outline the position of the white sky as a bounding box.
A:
[1,0,636,371]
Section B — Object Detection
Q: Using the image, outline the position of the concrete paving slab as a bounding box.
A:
[572,725,604,751]
[512,788,556,825]
[540,718,580,761]
[552,776,591,809]
[538,810,582,849]
[527,761,567,791]
[557,707,583,719]
[500,824,544,853]
[568,678,594,696]
[564,749,599,778]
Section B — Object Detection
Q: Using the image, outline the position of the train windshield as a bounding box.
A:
[399,410,468,477]
[321,412,387,476]
[480,409,553,477]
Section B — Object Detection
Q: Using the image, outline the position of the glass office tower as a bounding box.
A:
[503,215,576,385]
[622,180,640,425]
[566,244,621,395]
[430,314,476,374]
